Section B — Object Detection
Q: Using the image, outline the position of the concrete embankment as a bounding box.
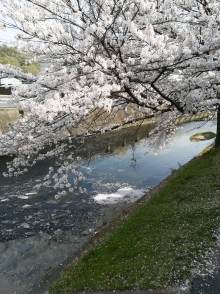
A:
[0,106,150,135]
[0,108,20,134]
[0,105,211,136]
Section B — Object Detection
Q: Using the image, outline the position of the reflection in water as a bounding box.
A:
[93,187,147,204]
[130,144,137,170]
[0,121,217,241]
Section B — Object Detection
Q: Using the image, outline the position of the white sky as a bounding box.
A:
[0,28,17,44]
[0,2,18,45]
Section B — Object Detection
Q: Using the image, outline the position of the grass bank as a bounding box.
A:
[50,146,220,293]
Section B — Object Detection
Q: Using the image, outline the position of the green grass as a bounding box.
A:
[50,147,220,293]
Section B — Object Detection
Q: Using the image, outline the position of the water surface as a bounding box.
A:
[0,121,216,241]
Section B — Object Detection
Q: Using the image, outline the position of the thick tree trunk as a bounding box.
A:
[215,104,220,148]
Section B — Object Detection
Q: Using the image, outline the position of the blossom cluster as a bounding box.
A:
[0,0,219,193]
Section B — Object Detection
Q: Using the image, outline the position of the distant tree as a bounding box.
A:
[21,64,40,75]
[0,0,219,195]
[0,55,20,67]
[0,45,40,74]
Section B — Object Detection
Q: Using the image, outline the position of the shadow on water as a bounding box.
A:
[0,121,217,241]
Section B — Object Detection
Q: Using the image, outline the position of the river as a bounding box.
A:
[0,120,217,242]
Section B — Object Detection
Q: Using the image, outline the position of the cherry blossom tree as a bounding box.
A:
[0,0,219,194]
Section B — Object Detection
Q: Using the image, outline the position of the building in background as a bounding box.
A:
[0,78,22,108]
[0,77,22,94]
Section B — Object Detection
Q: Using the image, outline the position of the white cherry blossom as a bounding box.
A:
[0,0,219,193]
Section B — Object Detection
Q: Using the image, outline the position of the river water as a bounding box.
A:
[0,121,217,242]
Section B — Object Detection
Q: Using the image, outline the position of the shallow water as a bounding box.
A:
[0,121,217,241]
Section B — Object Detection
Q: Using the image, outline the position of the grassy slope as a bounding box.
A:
[50,147,220,293]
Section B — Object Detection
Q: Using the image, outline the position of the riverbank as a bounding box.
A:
[0,108,20,133]
[50,145,220,294]
[0,105,210,136]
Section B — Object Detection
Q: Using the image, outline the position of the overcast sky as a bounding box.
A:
[0,28,17,44]
[0,2,18,45]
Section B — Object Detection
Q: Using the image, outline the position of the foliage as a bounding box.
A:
[0,56,20,67]
[21,64,40,75]
[0,45,40,75]
[0,0,219,192]
[50,147,220,292]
